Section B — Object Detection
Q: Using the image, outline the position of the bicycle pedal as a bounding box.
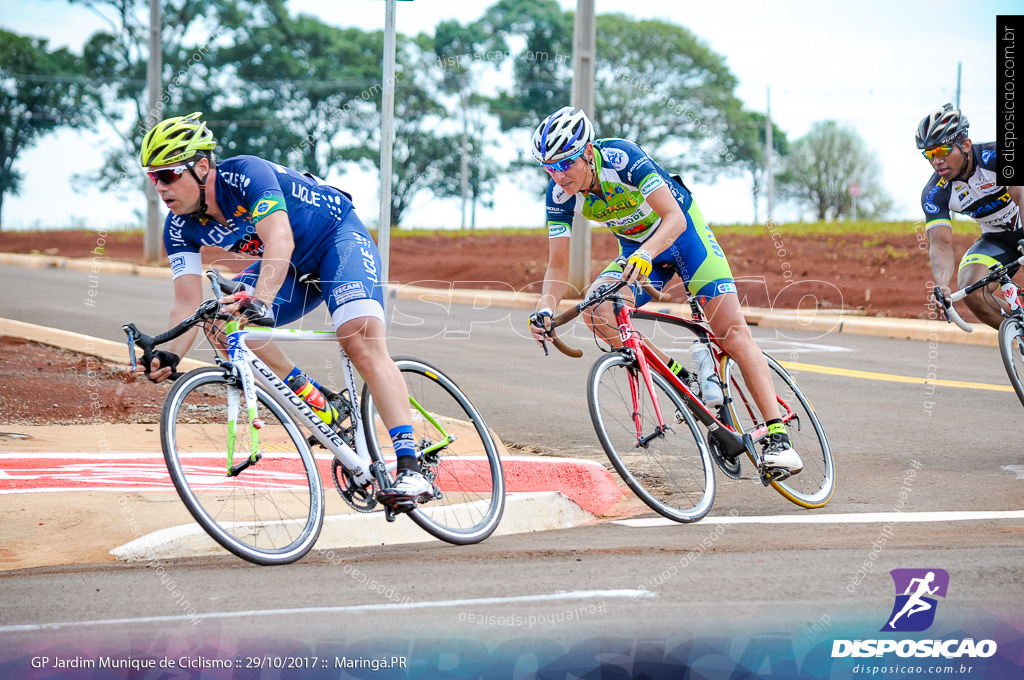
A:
[761,467,792,484]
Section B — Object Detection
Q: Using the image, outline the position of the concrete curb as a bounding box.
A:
[0,250,996,345]
[109,491,597,562]
[0,318,211,371]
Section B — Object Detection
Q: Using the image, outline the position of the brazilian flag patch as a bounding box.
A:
[250,195,285,223]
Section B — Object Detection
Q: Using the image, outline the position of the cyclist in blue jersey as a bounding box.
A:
[526,106,803,475]
[917,103,1024,329]
[134,112,430,504]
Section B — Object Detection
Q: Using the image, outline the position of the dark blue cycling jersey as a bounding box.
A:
[163,155,384,329]
[164,155,354,278]
[920,142,1020,235]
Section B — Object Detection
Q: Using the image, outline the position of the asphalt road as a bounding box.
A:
[1,265,1022,677]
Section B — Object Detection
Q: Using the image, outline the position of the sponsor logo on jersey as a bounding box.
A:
[220,170,251,189]
[602,147,629,170]
[716,282,737,295]
[169,255,187,277]
[982,149,996,164]
[332,281,366,305]
[548,222,570,238]
[638,175,664,196]
[979,182,996,191]
[923,202,940,214]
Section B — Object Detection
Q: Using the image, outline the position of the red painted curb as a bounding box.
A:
[0,453,624,515]
[501,456,624,515]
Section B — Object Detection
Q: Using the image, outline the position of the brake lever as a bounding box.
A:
[121,323,140,371]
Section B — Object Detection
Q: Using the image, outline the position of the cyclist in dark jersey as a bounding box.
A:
[917,103,1024,329]
[526,106,803,475]
[135,112,431,503]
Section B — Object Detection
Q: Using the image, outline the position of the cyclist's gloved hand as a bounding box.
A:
[233,291,276,327]
[528,308,554,342]
[145,349,180,383]
[623,249,653,283]
[528,309,552,333]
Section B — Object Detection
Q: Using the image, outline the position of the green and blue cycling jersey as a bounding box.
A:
[163,155,385,329]
[544,138,735,306]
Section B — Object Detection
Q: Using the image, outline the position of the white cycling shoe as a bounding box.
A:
[762,435,804,475]
[378,470,434,505]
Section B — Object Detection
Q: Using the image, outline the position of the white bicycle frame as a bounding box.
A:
[222,325,376,486]
[942,253,1024,333]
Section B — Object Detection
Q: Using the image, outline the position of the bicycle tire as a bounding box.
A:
[588,351,715,523]
[722,354,835,508]
[161,366,324,565]
[361,358,505,545]
[998,317,1024,409]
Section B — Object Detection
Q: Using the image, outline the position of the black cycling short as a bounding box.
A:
[959,229,1024,271]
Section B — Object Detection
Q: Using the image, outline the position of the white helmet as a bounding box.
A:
[531,106,594,163]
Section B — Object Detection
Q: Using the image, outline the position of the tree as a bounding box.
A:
[0,30,91,228]
[478,0,573,132]
[432,20,503,227]
[214,6,386,177]
[333,36,463,227]
[775,121,892,221]
[725,109,789,223]
[72,0,233,194]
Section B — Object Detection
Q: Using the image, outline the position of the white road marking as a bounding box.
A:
[1002,465,1024,479]
[615,510,1024,528]
[0,589,654,634]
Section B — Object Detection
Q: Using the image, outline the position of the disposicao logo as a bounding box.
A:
[832,568,997,660]
[881,568,948,632]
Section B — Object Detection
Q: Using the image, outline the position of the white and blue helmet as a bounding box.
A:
[531,106,595,163]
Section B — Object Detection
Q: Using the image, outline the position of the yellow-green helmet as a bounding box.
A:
[138,112,216,167]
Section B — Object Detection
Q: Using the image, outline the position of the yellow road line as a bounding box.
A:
[778,361,1014,392]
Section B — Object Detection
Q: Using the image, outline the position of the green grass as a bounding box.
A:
[709,219,977,236]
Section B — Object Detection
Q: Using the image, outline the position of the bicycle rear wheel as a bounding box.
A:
[361,358,505,545]
[998,317,1024,409]
[161,366,324,565]
[588,351,715,523]
[721,354,835,508]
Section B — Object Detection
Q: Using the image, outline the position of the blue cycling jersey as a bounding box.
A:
[920,142,1020,235]
[164,155,354,278]
[543,138,735,305]
[544,138,693,242]
[162,155,385,330]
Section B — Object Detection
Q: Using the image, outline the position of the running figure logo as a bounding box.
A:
[881,568,950,632]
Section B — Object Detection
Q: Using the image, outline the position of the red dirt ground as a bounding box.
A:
[0,228,978,426]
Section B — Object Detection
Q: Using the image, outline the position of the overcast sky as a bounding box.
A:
[0,0,1016,230]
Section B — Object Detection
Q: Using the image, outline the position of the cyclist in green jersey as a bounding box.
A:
[526,106,803,475]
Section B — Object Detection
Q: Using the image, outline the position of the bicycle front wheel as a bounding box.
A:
[998,317,1024,409]
[588,352,715,523]
[722,354,835,508]
[361,358,505,545]
[161,366,324,565]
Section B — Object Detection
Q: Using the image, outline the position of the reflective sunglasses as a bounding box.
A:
[542,147,586,173]
[922,145,955,161]
[147,162,195,185]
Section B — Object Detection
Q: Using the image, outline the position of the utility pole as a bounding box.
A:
[460,89,469,229]
[568,0,595,293]
[377,0,398,293]
[955,61,962,110]
[765,86,774,225]
[144,0,162,262]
